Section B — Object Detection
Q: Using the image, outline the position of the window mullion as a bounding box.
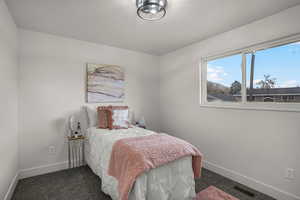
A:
[201,59,207,104]
[241,53,247,103]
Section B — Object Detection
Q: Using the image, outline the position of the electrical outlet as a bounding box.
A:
[48,145,56,155]
[285,168,295,180]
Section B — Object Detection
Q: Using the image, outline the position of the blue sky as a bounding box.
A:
[207,42,300,88]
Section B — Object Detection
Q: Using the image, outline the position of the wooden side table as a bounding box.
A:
[67,135,85,168]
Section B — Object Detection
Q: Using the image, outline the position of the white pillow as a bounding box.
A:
[84,106,98,127]
[111,109,129,128]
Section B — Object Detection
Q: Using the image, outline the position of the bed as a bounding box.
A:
[84,126,197,200]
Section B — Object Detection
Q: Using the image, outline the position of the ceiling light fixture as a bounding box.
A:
[136,0,167,21]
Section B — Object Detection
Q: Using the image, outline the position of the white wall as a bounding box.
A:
[0,0,19,199]
[18,29,160,171]
[160,5,300,200]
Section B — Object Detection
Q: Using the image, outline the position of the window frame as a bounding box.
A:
[200,34,300,112]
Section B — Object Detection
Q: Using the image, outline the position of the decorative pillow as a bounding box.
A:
[107,106,130,129]
[97,106,111,129]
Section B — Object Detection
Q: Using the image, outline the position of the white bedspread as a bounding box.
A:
[85,127,196,200]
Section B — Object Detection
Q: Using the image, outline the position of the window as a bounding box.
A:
[201,36,300,110]
[206,54,242,103]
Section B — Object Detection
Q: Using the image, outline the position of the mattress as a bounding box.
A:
[85,126,196,200]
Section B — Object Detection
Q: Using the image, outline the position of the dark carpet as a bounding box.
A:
[12,166,275,200]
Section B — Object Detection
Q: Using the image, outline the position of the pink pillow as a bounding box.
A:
[97,106,110,129]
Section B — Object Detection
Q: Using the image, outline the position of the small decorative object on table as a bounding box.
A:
[73,122,82,138]
[135,116,146,129]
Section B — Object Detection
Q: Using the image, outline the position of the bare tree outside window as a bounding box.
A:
[256,75,277,89]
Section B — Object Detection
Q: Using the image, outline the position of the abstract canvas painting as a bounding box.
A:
[86,63,125,103]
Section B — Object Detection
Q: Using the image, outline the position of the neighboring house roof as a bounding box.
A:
[233,87,300,96]
[248,87,300,95]
[208,87,300,101]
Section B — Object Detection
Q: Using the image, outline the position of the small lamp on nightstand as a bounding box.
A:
[68,115,83,138]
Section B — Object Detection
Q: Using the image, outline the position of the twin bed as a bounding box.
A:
[84,126,200,200]
[82,106,202,200]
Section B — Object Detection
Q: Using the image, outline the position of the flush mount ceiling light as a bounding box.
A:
[136,0,168,21]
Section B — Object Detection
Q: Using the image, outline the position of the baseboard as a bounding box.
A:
[4,172,19,200]
[204,160,300,200]
[19,161,69,179]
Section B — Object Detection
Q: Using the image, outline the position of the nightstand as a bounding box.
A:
[67,135,85,168]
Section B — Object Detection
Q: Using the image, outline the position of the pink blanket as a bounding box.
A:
[108,134,203,200]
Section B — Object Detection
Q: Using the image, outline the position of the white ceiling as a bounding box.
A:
[5,0,300,55]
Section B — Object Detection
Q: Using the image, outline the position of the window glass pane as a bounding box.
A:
[207,54,242,102]
[246,42,300,103]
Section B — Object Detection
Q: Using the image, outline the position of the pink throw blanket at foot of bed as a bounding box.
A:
[108,133,203,200]
[194,186,240,200]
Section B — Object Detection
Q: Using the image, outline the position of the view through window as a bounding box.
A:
[207,54,242,102]
[206,40,300,104]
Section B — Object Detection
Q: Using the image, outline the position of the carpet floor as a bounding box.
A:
[12,166,276,200]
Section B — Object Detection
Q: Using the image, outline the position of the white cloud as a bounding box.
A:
[289,42,300,54]
[254,79,261,85]
[291,41,300,45]
[279,80,300,88]
[207,65,227,82]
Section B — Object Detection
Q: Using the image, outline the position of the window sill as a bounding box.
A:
[199,103,300,113]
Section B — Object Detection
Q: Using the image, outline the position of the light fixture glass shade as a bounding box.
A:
[136,0,167,21]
